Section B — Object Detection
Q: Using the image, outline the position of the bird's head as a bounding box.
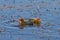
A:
[18,18,24,23]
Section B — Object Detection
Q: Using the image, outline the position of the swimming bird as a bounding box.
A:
[18,18,40,29]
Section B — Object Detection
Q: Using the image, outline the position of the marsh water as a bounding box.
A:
[0,0,60,40]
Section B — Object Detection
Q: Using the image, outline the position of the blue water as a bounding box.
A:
[0,0,60,40]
